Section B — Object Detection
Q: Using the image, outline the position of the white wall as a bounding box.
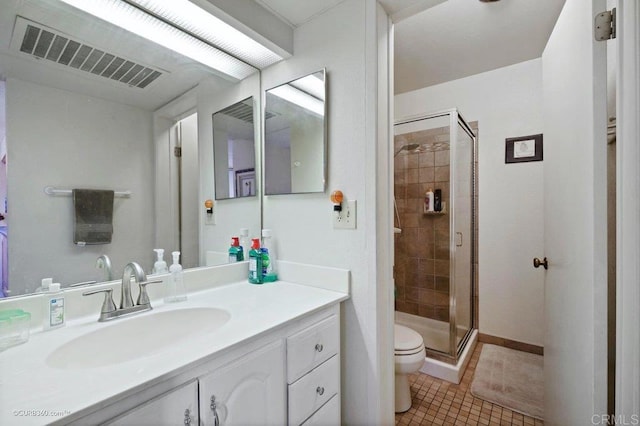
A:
[395,59,545,346]
[6,78,154,294]
[262,0,392,423]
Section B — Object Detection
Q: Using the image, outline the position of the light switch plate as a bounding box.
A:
[333,200,356,229]
[205,212,215,226]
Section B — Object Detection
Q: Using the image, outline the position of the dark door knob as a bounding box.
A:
[533,257,548,269]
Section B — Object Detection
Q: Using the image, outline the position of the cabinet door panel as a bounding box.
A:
[200,340,286,425]
[106,380,198,426]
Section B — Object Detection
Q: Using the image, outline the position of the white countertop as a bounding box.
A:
[0,280,348,425]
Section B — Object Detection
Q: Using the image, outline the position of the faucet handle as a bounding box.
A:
[83,288,117,317]
[137,280,162,306]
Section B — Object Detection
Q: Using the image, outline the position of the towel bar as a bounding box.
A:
[44,186,132,198]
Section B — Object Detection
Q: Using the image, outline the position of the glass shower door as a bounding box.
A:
[451,118,474,351]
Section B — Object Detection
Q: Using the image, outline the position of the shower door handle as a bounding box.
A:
[533,257,548,269]
[456,232,463,247]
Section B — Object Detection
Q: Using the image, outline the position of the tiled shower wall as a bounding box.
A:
[394,126,451,322]
[394,122,479,325]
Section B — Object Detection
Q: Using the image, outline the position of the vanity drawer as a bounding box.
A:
[300,394,340,426]
[287,314,338,383]
[288,355,339,426]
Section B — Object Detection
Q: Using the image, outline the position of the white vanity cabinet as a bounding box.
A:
[71,305,341,426]
[199,340,286,425]
[105,380,199,426]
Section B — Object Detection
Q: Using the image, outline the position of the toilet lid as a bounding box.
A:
[395,324,424,352]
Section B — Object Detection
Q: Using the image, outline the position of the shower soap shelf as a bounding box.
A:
[423,201,447,215]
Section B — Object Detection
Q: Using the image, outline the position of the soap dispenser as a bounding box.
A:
[37,277,53,293]
[165,251,187,303]
[43,282,65,331]
[152,249,168,274]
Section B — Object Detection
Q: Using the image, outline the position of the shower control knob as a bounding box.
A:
[533,257,548,269]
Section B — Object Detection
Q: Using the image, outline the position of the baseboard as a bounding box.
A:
[478,333,544,356]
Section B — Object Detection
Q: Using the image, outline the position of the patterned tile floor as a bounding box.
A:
[395,343,544,426]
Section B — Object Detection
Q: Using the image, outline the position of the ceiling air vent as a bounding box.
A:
[219,100,277,123]
[13,17,164,89]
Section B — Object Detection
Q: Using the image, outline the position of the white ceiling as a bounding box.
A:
[378,0,446,23]
[394,0,566,93]
[253,0,446,28]
[254,0,346,28]
[251,0,565,95]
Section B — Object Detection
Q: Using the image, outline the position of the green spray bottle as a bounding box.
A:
[228,237,241,263]
[248,238,263,284]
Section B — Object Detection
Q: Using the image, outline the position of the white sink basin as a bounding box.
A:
[46,307,230,370]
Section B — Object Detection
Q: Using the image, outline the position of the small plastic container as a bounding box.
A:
[0,309,31,351]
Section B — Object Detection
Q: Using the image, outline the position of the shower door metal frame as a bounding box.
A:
[448,110,477,361]
[394,108,477,362]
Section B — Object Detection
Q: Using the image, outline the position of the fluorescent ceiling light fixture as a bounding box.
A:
[126,0,283,69]
[58,0,259,80]
[290,74,325,101]
[270,85,324,117]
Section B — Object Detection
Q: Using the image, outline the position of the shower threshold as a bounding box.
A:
[395,311,477,384]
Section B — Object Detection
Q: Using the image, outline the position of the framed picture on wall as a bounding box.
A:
[505,134,543,163]
[235,168,256,197]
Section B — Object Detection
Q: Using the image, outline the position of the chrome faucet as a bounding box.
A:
[83,262,162,322]
[120,262,145,309]
[96,254,113,281]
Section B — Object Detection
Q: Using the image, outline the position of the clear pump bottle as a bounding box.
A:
[152,249,168,274]
[165,251,187,303]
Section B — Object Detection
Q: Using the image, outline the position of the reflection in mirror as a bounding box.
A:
[0,0,269,298]
[212,97,256,200]
[199,74,262,266]
[264,70,326,195]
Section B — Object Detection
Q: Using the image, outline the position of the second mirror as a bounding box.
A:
[264,70,326,195]
[213,97,257,200]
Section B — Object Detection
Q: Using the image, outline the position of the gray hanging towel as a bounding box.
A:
[72,189,114,245]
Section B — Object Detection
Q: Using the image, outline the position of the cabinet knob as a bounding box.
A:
[183,409,191,425]
[316,386,325,396]
[315,343,324,352]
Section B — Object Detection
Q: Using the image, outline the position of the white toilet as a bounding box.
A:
[394,324,426,413]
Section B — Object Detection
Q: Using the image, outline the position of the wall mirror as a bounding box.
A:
[212,97,257,200]
[264,69,326,195]
[0,0,262,298]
